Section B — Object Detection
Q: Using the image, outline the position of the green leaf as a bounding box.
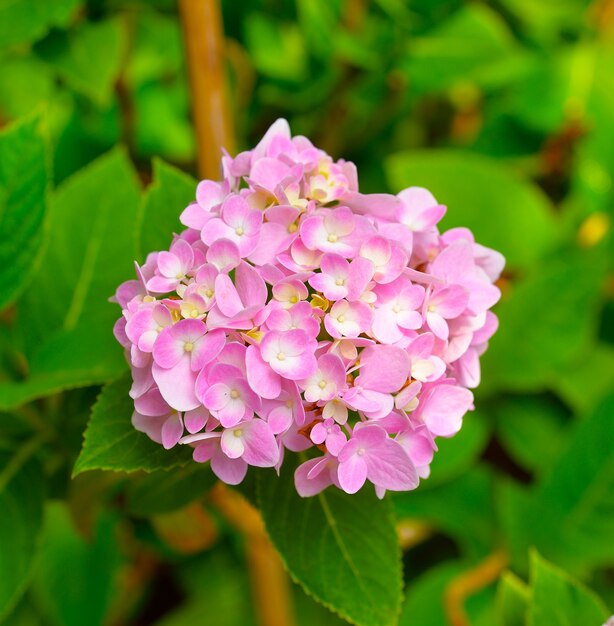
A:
[137,158,197,260]
[0,148,141,410]
[550,344,614,415]
[0,0,79,48]
[126,464,216,516]
[35,18,126,107]
[257,457,402,626]
[0,450,44,621]
[531,393,614,572]
[0,114,49,311]
[481,253,605,391]
[494,395,570,476]
[496,571,529,626]
[244,13,307,82]
[528,551,609,626]
[385,149,557,270]
[73,373,191,476]
[426,409,489,487]
[33,502,122,626]
[400,5,517,94]
[393,467,495,559]
[399,561,464,626]
[399,560,496,626]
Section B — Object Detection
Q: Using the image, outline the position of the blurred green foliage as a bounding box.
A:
[1,0,614,625]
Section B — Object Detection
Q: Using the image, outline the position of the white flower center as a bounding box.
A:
[327,233,338,243]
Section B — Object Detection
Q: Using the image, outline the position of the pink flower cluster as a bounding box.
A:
[113,119,504,498]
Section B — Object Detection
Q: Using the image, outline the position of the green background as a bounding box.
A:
[1,0,614,625]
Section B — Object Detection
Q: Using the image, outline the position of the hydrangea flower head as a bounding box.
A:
[113,119,504,497]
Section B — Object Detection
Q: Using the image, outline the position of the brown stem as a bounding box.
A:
[178,0,236,180]
[209,483,295,626]
[444,549,508,626]
[178,4,294,625]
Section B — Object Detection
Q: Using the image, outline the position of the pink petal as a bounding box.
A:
[421,384,474,437]
[241,419,280,467]
[214,274,244,317]
[365,438,418,491]
[207,239,241,272]
[211,453,248,485]
[161,413,184,449]
[358,345,410,393]
[152,327,185,368]
[191,328,226,371]
[152,357,200,411]
[338,454,368,494]
[245,345,282,399]
[295,457,335,497]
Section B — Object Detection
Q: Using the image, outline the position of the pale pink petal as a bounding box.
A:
[152,358,200,411]
[241,419,280,467]
[338,454,368,494]
[245,345,282,399]
[421,385,474,437]
[211,453,248,484]
[295,457,335,497]
[358,345,411,393]
[161,413,184,449]
[207,239,241,272]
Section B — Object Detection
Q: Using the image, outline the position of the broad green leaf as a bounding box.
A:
[399,561,465,626]
[0,56,55,119]
[528,551,609,626]
[393,468,495,558]
[0,451,44,621]
[400,4,516,94]
[257,457,402,626]
[73,374,191,475]
[35,18,126,107]
[126,464,215,516]
[426,409,489,487]
[481,253,605,391]
[157,546,257,626]
[494,395,571,476]
[550,344,614,415]
[385,149,557,270]
[137,158,197,260]
[0,115,49,311]
[33,502,122,626]
[0,148,141,410]
[244,13,307,82]
[399,560,496,626]
[0,0,79,48]
[531,393,614,572]
[133,78,195,162]
[496,571,529,626]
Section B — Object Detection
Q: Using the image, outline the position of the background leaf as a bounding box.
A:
[385,149,557,270]
[0,114,49,311]
[0,451,44,620]
[529,551,609,626]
